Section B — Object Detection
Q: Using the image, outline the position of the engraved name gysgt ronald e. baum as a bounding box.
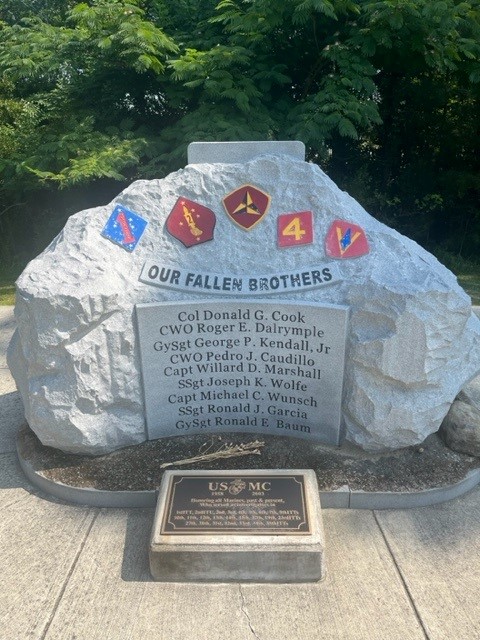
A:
[136,300,348,445]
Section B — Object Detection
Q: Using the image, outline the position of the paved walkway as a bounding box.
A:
[1,306,479,639]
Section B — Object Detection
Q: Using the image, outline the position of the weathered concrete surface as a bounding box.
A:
[3,305,480,639]
[0,307,23,454]
[37,509,425,640]
[3,459,480,639]
[40,509,252,640]
[237,509,427,640]
[0,452,31,506]
[7,154,480,454]
[0,454,96,639]
[0,379,24,455]
[376,488,480,640]
[0,306,16,368]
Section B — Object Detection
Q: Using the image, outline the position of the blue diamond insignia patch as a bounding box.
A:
[101,205,148,252]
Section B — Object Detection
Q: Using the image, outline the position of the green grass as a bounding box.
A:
[0,283,15,305]
[457,275,480,306]
[428,248,480,305]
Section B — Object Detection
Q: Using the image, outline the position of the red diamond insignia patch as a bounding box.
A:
[325,220,369,259]
[278,211,314,248]
[166,197,216,248]
[223,184,271,231]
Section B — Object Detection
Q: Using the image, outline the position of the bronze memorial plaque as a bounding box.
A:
[161,473,310,535]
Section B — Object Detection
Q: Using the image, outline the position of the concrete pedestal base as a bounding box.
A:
[149,469,325,583]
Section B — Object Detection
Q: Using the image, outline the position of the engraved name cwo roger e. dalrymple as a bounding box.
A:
[136,300,348,444]
[136,300,348,446]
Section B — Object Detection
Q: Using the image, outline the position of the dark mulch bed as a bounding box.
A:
[17,425,480,494]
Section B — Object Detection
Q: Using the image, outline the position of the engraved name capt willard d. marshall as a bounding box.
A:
[136,300,348,445]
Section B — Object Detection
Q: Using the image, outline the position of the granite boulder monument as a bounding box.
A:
[7,141,480,455]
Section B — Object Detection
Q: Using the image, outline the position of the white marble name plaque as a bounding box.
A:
[136,300,349,445]
[139,262,341,296]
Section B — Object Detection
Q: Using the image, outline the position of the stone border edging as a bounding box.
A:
[321,468,480,509]
[18,438,480,510]
[17,447,158,508]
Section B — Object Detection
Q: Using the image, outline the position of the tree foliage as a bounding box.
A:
[0,0,479,268]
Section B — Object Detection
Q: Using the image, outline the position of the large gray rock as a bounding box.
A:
[8,153,480,454]
[440,375,480,456]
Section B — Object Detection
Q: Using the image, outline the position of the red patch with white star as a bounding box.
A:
[325,219,369,259]
[166,197,216,248]
[222,184,271,231]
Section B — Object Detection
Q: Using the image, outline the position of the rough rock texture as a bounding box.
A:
[7,154,480,454]
[440,375,480,456]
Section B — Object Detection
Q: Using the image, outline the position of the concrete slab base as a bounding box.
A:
[149,470,325,582]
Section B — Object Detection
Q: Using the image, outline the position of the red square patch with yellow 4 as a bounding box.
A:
[278,211,314,248]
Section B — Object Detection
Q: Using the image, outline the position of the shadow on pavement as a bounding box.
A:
[121,509,156,582]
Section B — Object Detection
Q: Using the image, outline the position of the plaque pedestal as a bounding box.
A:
[149,469,325,583]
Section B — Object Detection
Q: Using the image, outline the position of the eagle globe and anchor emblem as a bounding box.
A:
[228,478,247,495]
[208,478,247,494]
